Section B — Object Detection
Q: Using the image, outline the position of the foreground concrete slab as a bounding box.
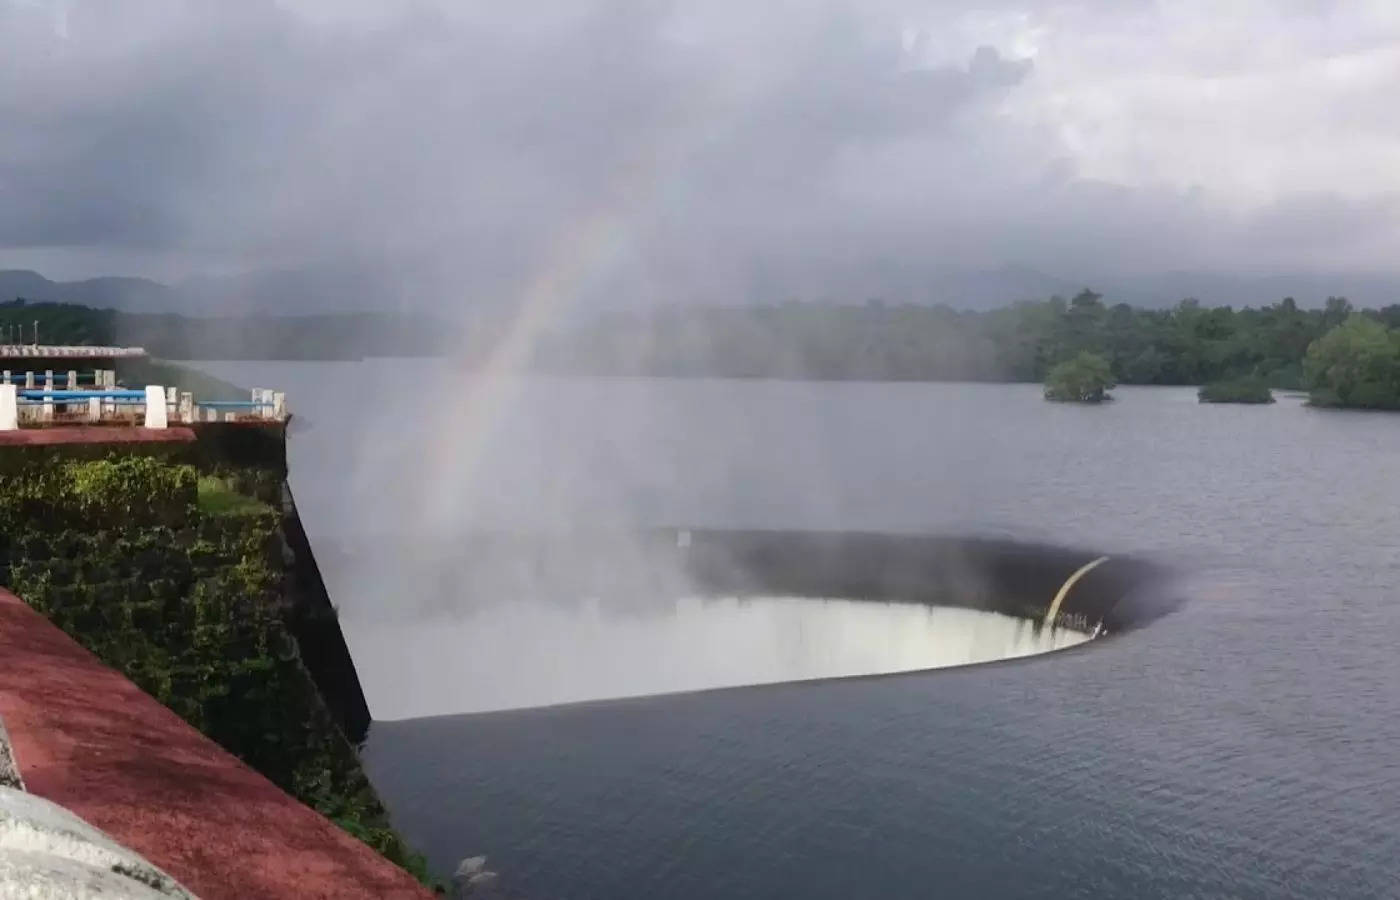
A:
[0,785,195,898]
[0,590,431,900]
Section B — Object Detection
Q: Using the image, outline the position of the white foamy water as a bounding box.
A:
[348,597,1092,720]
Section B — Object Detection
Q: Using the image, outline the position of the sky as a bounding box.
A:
[2,0,1400,310]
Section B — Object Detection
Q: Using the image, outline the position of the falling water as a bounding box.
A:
[352,597,1093,720]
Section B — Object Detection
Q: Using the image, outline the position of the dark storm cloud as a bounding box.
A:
[1,0,1398,306]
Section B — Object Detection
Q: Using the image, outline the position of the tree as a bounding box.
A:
[1044,351,1115,403]
[1323,296,1354,330]
[1198,376,1274,404]
[1304,314,1400,408]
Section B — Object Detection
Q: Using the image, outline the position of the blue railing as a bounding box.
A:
[195,400,274,409]
[18,390,148,400]
[3,374,286,429]
[2,374,98,384]
[17,398,147,406]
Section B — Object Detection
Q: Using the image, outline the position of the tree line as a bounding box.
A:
[10,291,1400,408]
[531,291,1397,392]
[0,298,453,360]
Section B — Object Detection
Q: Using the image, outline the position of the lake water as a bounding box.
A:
[195,362,1400,899]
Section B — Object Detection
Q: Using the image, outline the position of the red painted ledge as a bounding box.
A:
[0,426,197,445]
[0,589,432,900]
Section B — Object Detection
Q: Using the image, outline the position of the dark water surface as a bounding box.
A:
[198,362,1400,899]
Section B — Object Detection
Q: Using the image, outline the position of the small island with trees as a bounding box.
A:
[1303,314,1400,410]
[1044,351,1114,403]
[1198,377,1274,404]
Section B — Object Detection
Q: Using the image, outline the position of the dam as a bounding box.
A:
[0,359,426,898]
[0,356,1183,895]
[328,528,1175,719]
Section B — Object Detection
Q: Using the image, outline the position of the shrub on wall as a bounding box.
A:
[0,452,429,884]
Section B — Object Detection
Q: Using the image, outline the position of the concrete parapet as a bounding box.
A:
[0,589,431,900]
[0,783,195,898]
[0,367,289,429]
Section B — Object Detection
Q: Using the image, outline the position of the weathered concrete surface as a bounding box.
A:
[0,427,196,446]
[0,590,432,900]
[0,719,22,792]
[0,785,194,898]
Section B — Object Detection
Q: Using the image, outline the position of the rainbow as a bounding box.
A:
[414,83,744,531]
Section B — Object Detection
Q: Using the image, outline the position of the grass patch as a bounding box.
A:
[197,475,272,516]
[1198,377,1275,404]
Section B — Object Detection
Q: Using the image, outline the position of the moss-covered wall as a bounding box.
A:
[0,448,428,884]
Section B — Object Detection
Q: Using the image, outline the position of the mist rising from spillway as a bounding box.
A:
[183,363,1172,725]
[352,598,1091,720]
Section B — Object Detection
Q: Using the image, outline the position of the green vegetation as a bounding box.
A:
[1198,377,1275,404]
[1044,351,1114,403]
[0,454,431,885]
[197,475,273,516]
[17,288,1400,411]
[540,291,1400,410]
[0,297,452,360]
[1303,314,1400,410]
[533,291,1363,387]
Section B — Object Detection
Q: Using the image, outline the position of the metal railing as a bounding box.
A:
[1,377,286,431]
[0,344,147,359]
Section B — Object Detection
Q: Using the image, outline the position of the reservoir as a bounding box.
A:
[195,362,1400,900]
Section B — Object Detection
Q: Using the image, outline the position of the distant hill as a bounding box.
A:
[1125,270,1400,308]
[173,263,404,315]
[0,298,456,360]
[5,263,1400,317]
[0,270,175,312]
[896,264,1085,308]
[0,264,397,316]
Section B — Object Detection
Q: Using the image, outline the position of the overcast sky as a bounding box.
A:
[2,0,1399,309]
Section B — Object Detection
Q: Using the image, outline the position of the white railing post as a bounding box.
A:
[143,385,168,429]
[273,392,286,420]
[102,370,115,417]
[0,384,16,431]
[42,370,53,422]
[178,392,193,424]
[66,369,77,393]
[87,396,101,422]
[165,386,178,422]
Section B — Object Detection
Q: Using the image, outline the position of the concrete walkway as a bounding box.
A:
[0,589,432,899]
